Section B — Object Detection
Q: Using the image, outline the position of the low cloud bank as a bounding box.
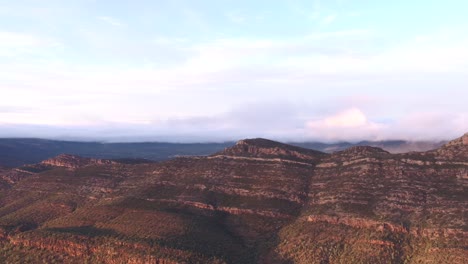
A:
[1,106,466,143]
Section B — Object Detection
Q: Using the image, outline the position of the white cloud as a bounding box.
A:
[385,111,468,140]
[305,29,372,39]
[0,23,467,142]
[0,32,43,47]
[1,27,466,133]
[226,12,246,24]
[152,36,187,45]
[97,16,124,26]
[323,108,367,127]
[305,108,468,142]
[0,31,61,57]
[306,108,384,141]
[321,14,337,25]
[0,97,466,142]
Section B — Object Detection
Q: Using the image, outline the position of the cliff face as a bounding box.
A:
[0,135,465,263]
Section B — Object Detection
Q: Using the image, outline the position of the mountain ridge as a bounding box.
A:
[215,138,325,163]
[0,134,465,263]
[0,138,445,168]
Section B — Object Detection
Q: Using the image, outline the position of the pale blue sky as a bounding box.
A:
[0,0,467,141]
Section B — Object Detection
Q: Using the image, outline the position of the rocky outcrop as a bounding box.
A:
[433,133,468,161]
[216,138,325,163]
[41,154,116,169]
[443,133,468,147]
[0,167,35,188]
[306,215,408,233]
[9,234,181,264]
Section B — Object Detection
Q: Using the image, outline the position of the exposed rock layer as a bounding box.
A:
[0,134,466,263]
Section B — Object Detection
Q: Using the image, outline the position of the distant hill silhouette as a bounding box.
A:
[0,138,445,167]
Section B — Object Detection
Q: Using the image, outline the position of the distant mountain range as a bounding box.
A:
[0,138,445,167]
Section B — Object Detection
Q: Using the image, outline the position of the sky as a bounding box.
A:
[0,0,467,142]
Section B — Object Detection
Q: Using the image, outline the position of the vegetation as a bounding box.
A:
[0,136,465,263]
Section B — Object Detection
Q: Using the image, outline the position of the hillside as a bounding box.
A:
[0,134,465,263]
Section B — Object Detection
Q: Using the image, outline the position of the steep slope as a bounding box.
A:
[275,135,468,263]
[0,139,324,263]
[434,132,468,161]
[0,135,465,263]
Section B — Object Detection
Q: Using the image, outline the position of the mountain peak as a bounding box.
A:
[235,138,291,148]
[217,138,325,163]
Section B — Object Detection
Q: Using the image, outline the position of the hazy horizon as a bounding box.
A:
[0,127,457,144]
[1,1,467,142]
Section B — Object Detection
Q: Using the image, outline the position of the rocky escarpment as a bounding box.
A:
[0,134,465,263]
[216,138,325,163]
[0,166,39,189]
[272,134,468,264]
[433,133,468,161]
[443,133,468,147]
[41,154,116,169]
